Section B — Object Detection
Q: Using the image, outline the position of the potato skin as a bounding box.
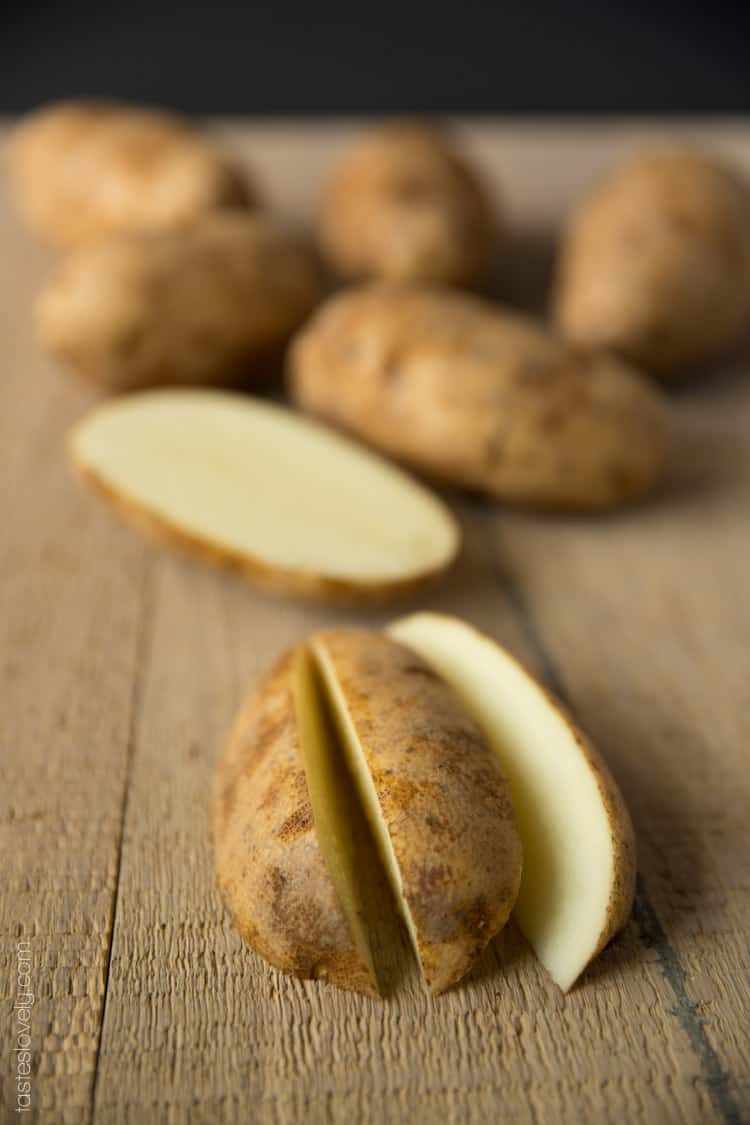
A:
[9,100,251,247]
[38,212,322,393]
[289,286,669,511]
[314,629,522,994]
[213,649,378,996]
[554,149,750,379]
[318,121,498,287]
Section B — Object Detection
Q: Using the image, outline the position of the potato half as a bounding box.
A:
[214,648,379,995]
[389,613,636,991]
[10,100,251,247]
[318,121,498,287]
[289,285,669,511]
[69,390,459,603]
[312,629,522,994]
[554,149,750,378]
[37,212,322,393]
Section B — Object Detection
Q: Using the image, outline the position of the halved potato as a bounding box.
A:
[388,612,636,991]
[311,629,523,994]
[213,648,378,995]
[70,390,459,604]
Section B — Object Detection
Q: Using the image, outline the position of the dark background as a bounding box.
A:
[3,1,750,115]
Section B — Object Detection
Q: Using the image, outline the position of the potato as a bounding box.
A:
[554,149,750,378]
[37,212,322,393]
[318,121,498,286]
[312,630,522,994]
[289,285,669,511]
[215,629,521,996]
[9,100,251,247]
[389,613,635,991]
[70,390,459,604]
[213,647,379,995]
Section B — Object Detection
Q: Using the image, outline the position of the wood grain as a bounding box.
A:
[1,119,749,1125]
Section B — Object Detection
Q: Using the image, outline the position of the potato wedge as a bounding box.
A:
[10,100,251,247]
[312,629,522,994]
[554,149,750,378]
[318,120,498,287]
[388,612,636,991]
[289,285,669,511]
[37,212,321,393]
[213,648,378,995]
[69,390,459,604]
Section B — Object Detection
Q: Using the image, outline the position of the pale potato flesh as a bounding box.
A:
[388,613,636,991]
[70,390,459,603]
[291,647,378,988]
[311,629,522,994]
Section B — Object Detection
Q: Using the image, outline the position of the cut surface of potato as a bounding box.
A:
[291,647,378,989]
[213,648,378,995]
[388,613,635,991]
[312,629,522,994]
[70,390,459,603]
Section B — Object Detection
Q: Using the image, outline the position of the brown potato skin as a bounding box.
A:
[289,286,669,511]
[39,212,322,393]
[554,149,750,379]
[9,100,251,247]
[318,121,498,287]
[213,649,378,996]
[314,629,522,994]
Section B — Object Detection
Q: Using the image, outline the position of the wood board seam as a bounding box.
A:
[480,515,745,1125]
[89,556,156,1125]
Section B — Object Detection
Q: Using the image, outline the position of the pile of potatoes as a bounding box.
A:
[12,100,750,531]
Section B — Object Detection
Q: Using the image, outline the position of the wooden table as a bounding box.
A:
[2,120,749,1125]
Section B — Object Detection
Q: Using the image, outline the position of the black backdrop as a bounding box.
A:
[3,1,750,115]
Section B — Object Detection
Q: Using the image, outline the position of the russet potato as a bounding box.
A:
[389,613,636,991]
[10,100,251,247]
[318,121,498,287]
[554,149,750,378]
[289,285,669,511]
[38,213,322,393]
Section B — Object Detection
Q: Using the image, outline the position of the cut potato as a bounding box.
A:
[388,612,635,991]
[311,629,522,994]
[213,648,378,995]
[70,390,459,603]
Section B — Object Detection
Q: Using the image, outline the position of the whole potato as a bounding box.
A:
[318,121,498,287]
[554,149,750,378]
[9,100,252,247]
[38,212,322,392]
[289,286,669,511]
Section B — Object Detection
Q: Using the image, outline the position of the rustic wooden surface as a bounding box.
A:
[1,120,749,1125]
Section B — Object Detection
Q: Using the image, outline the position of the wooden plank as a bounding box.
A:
[485,372,750,1120]
[91,515,719,1125]
[1,119,749,1124]
[0,165,149,1123]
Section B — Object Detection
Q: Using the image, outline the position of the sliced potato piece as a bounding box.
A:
[70,390,459,604]
[312,629,522,994]
[213,647,378,996]
[388,612,636,991]
[292,647,379,988]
